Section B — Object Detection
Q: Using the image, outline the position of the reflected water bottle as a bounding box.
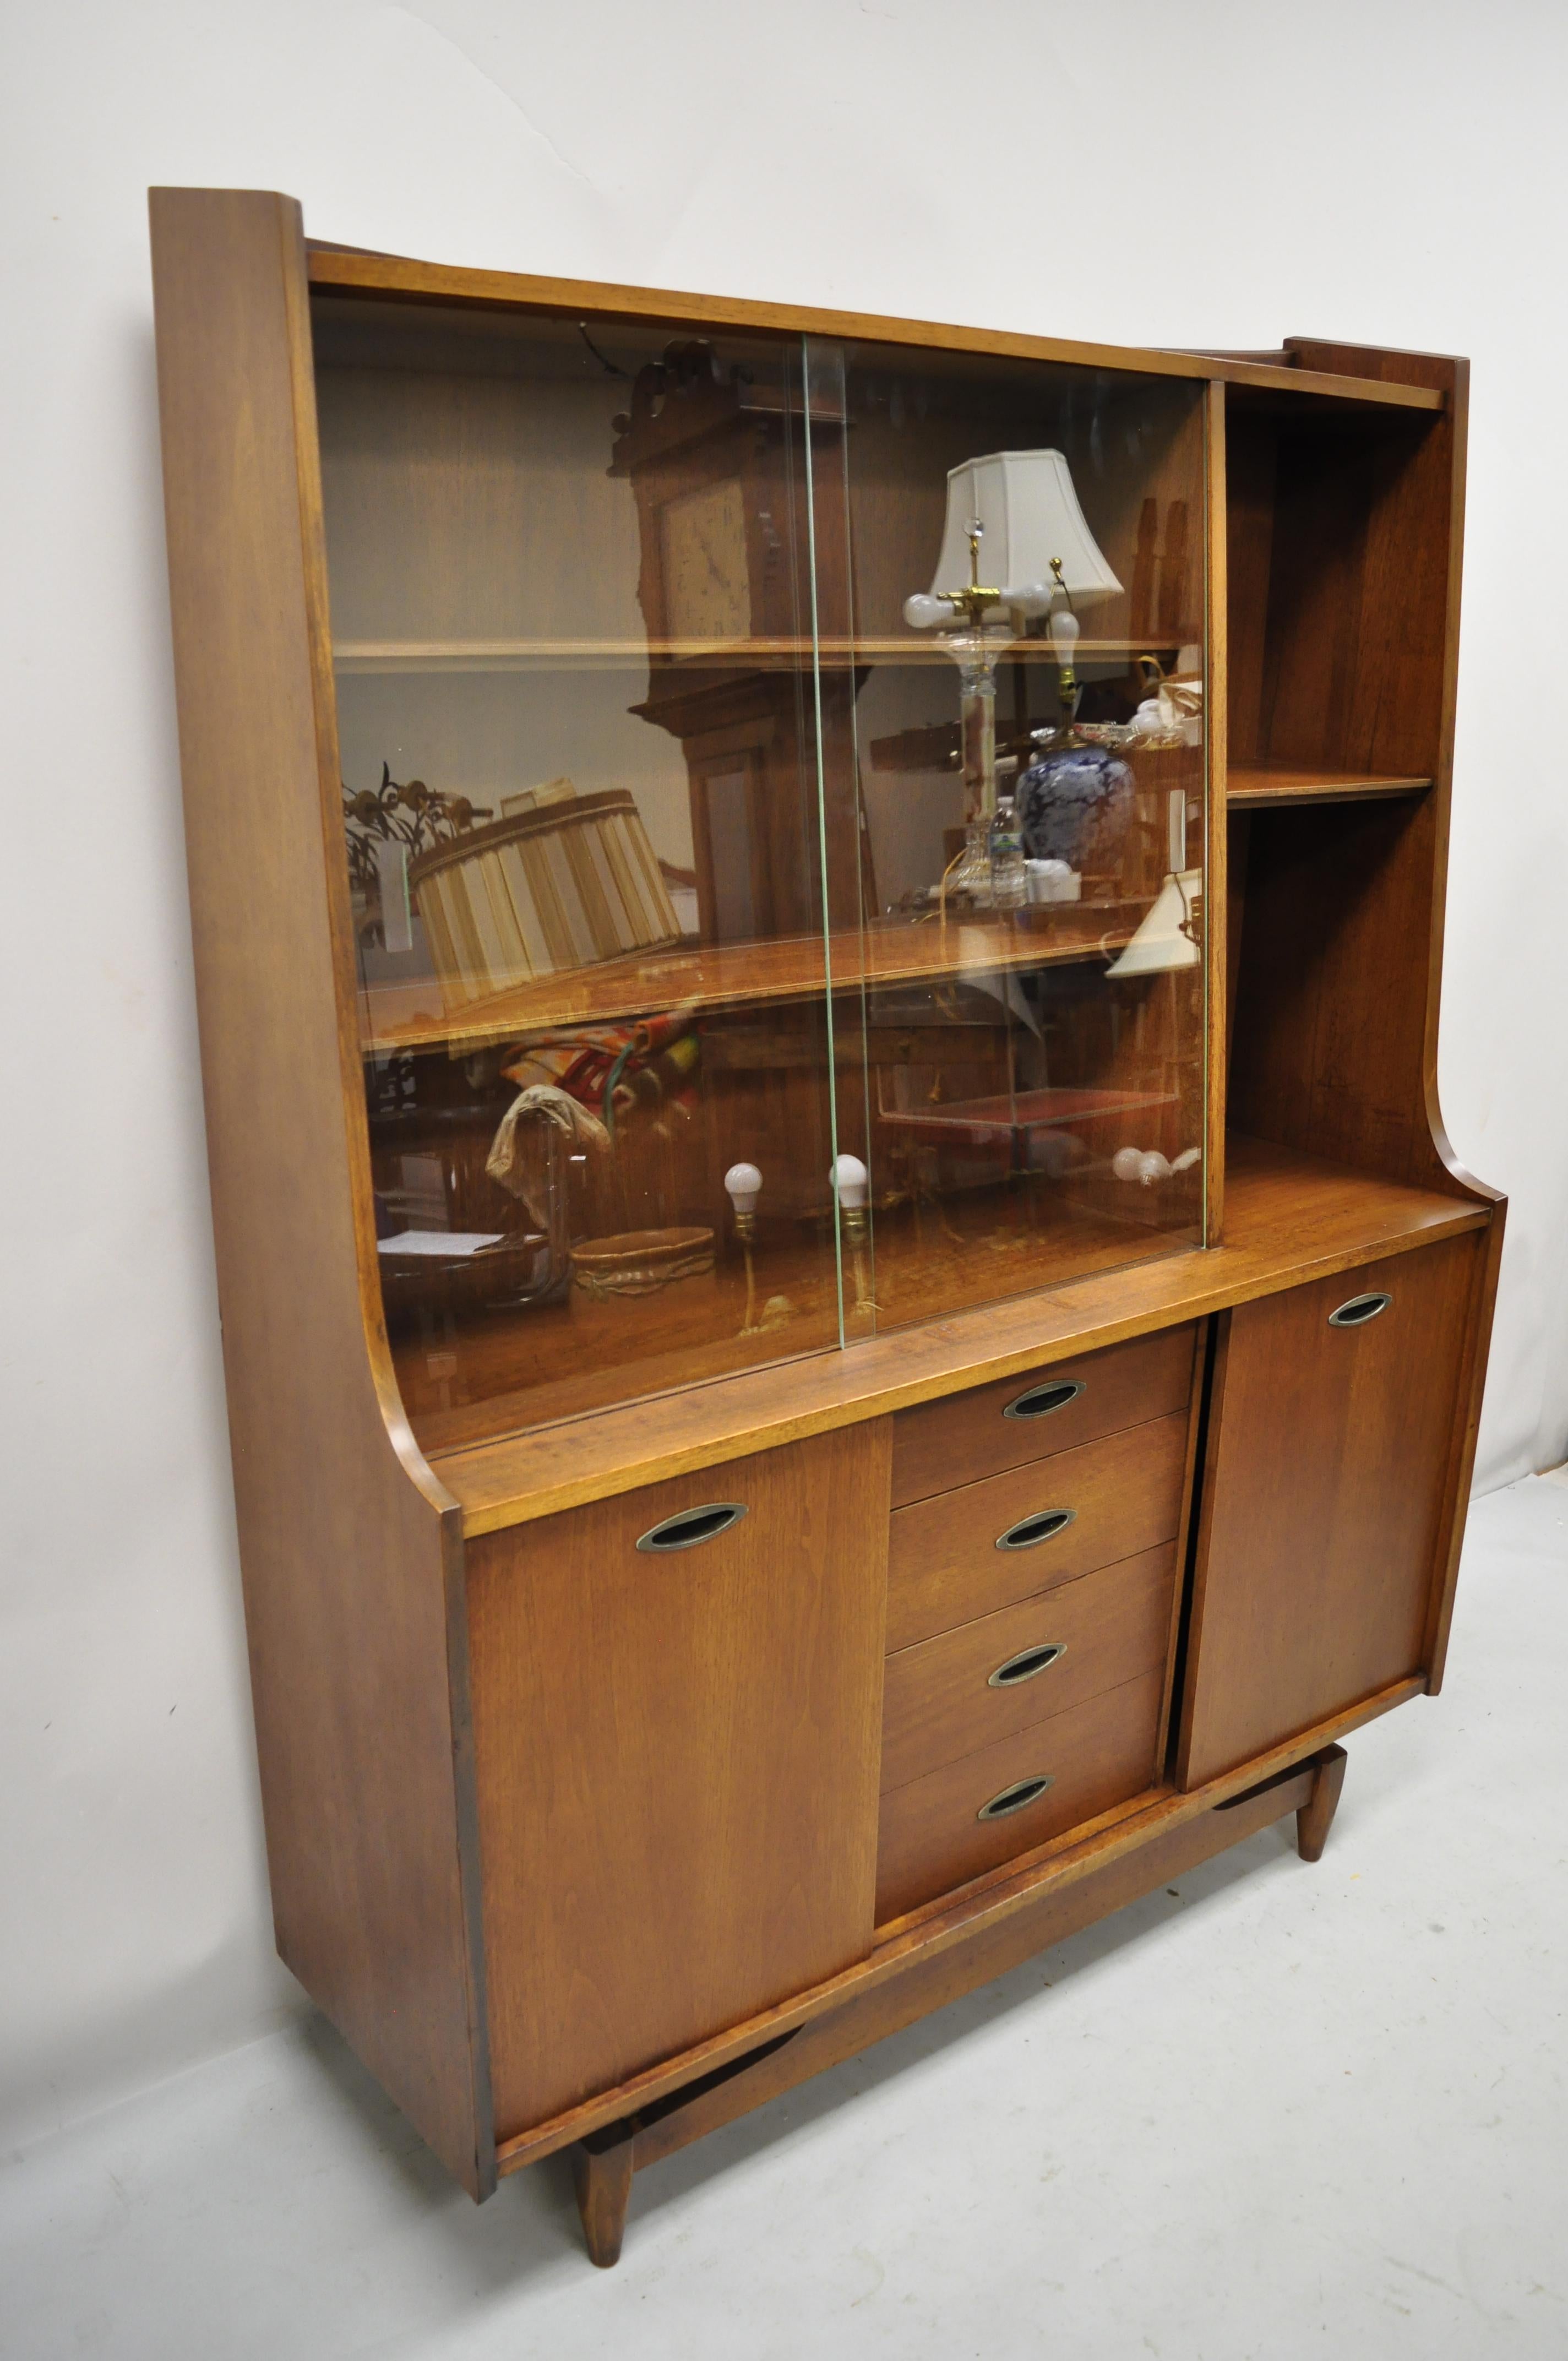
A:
[988,794,1027,910]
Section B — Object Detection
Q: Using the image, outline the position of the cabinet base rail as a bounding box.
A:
[564,1741,1349,2267]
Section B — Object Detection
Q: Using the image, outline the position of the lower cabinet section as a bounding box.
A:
[466,1422,891,2139]
[464,1253,1481,2147]
[1178,1233,1480,1788]
[875,1667,1166,1923]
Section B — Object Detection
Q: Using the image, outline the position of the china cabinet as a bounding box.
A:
[150,187,1501,2264]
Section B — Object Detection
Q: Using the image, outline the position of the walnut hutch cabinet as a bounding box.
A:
[149,188,1501,2266]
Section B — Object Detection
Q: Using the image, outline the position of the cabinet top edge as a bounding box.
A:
[442,1147,1495,1541]
[300,240,1445,413]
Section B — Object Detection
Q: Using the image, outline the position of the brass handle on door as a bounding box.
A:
[977,1774,1055,1821]
[995,1507,1076,1552]
[1003,1378,1084,1422]
[635,1503,748,1553]
[1328,1292,1391,1329]
[988,1641,1066,1689]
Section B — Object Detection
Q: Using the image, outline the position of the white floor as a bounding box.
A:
[4,1478,1566,2361]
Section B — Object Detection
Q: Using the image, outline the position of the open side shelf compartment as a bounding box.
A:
[1221,348,1464,1200]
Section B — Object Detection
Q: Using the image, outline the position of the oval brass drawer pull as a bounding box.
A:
[1328,1291,1391,1329]
[977,1773,1055,1822]
[995,1506,1076,1552]
[635,1502,748,1553]
[1003,1377,1085,1422]
[988,1640,1066,1689]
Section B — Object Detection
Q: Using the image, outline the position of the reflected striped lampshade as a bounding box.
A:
[409,782,680,1010]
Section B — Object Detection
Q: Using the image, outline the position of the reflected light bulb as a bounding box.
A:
[903,592,950,629]
[830,1154,870,1209]
[724,1161,763,1216]
[1047,607,1081,667]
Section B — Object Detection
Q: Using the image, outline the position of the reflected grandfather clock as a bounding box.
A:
[611,341,867,942]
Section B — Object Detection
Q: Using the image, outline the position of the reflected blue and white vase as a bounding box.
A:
[1018,733,1135,874]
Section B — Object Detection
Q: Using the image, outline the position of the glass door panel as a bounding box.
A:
[807,339,1208,1330]
[312,297,844,1445]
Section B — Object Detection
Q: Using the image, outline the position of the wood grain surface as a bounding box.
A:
[611,1751,1327,2179]
[881,1543,1176,1795]
[1177,1235,1480,1787]
[467,1422,890,2138]
[889,1324,1195,1506]
[1228,764,1431,806]
[303,242,1444,410]
[150,188,494,2196]
[360,905,1138,1059]
[491,1672,1424,2173]
[432,1138,1488,1533]
[886,1412,1189,1652]
[875,1669,1166,1922]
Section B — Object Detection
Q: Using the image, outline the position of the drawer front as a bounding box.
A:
[887,1411,1189,1652]
[881,1542,1176,1794]
[876,1668,1165,1923]
[890,1324,1195,1508]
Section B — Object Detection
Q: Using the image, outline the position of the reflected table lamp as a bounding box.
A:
[903,450,1121,900]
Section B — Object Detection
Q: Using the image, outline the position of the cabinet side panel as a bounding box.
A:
[469,1422,890,2137]
[149,188,491,2195]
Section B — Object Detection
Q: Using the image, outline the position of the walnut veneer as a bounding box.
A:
[150,189,1501,2264]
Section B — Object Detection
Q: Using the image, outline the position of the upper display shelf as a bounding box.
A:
[333,634,1199,675]
[358,907,1142,1058]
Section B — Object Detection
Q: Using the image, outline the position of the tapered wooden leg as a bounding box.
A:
[1295,1743,1348,1863]
[571,2121,637,2267]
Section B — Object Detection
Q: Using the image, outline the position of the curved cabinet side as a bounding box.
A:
[149,187,494,2196]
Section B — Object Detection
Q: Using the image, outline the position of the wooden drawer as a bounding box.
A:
[886,1411,1189,1652]
[876,1668,1165,1923]
[881,1542,1176,1794]
[890,1324,1195,1508]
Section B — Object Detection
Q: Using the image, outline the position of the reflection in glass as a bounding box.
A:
[313,298,1208,1450]
[809,341,1209,1336]
[315,302,846,1446]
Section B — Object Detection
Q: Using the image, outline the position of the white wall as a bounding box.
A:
[4,0,1566,2156]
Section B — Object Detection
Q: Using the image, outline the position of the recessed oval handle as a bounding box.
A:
[995,1506,1076,1552]
[988,1641,1066,1689]
[635,1502,748,1553]
[1328,1291,1391,1329]
[1003,1378,1084,1423]
[977,1773,1055,1822]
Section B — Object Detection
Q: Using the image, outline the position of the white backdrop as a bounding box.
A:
[4,0,1565,2157]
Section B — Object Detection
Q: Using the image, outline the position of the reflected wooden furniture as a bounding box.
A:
[150,188,1501,2267]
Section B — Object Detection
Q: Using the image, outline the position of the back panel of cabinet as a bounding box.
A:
[466,1422,890,2135]
[1178,1233,1479,1788]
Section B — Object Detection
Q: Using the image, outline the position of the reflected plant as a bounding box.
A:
[342,763,492,939]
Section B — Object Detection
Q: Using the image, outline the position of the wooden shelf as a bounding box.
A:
[359,905,1141,1058]
[1228,763,1431,808]
[426,1136,1489,1533]
[333,634,1196,676]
